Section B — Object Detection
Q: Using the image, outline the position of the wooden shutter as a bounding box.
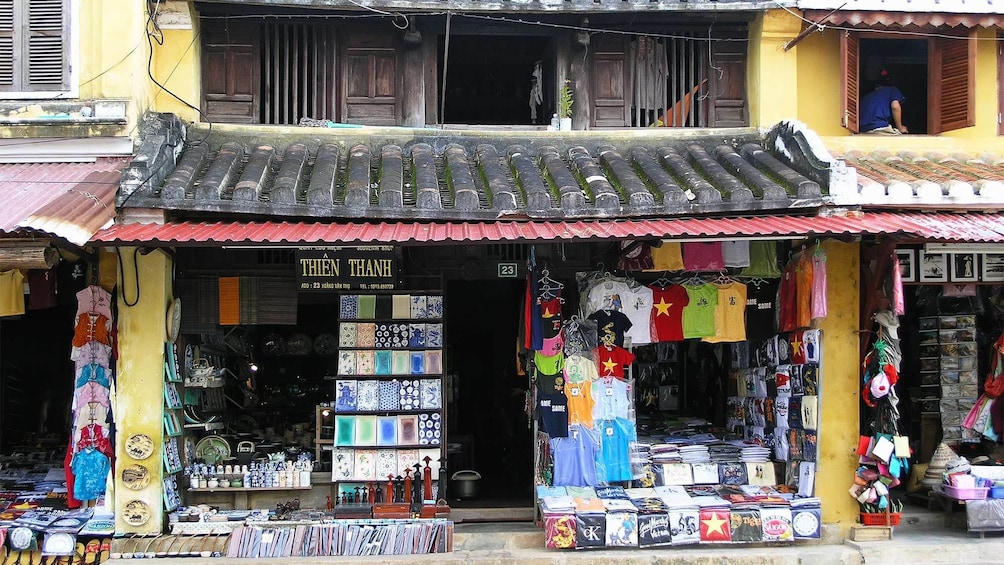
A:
[999,32,1004,136]
[0,0,68,93]
[591,35,630,128]
[342,31,399,126]
[25,0,67,90]
[0,3,13,89]
[706,32,747,127]
[931,33,975,134]
[201,21,260,123]
[840,30,859,133]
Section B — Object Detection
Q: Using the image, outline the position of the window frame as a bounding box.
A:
[0,0,77,99]
[840,28,974,135]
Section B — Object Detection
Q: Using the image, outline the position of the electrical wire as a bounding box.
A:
[116,247,141,308]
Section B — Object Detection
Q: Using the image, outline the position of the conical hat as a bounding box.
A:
[928,442,957,470]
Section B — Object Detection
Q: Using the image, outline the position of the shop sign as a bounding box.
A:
[296,247,397,291]
[497,262,519,278]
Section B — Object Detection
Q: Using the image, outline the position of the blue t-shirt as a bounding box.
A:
[550,425,599,487]
[598,417,636,483]
[859,86,906,132]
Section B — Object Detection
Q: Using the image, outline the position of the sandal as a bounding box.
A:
[96,540,110,565]
[139,536,161,559]
[82,541,99,565]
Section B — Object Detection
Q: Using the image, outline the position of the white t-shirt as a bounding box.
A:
[621,284,654,345]
[722,241,751,268]
[585,279,633,317]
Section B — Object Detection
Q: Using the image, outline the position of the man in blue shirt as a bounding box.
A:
[859,71,908,134]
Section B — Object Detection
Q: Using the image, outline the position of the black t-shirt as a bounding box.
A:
[538,391,569,438]
[745,279,780,340]
[587,309,632,347]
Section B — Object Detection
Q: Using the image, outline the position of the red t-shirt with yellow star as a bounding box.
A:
[649,284,689,342]
[789,330,807,365]
[594,344,636,380]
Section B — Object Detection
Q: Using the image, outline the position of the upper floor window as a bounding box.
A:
[0,0,71,95]
[841,29,974,135]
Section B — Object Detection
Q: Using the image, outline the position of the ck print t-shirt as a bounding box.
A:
[702,282,748,343]
[649,285,689,342]
[588,309,632,348]
[681,283,719,339]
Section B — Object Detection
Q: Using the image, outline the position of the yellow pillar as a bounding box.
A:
[152,2,202,122]
[114,248,172,534]
[815,240,860,531]
[747,9,802,128]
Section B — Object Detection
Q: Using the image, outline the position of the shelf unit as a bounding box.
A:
[938,314,979,443]
[329,291,446,498]
[164,341,185,511]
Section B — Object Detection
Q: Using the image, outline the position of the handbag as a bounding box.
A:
[985,335,1004,399]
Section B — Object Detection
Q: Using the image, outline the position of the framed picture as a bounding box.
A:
[983,254,1004,282]
[950,253,979,283]
[919,252,948,283]
[895,249,916,282]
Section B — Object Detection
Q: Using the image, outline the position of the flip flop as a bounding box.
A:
[3,550,18,565]
[83,540,99,565]
[97,540,110,565]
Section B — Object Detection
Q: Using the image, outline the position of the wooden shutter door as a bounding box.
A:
[202,21,260,123]
[591,35,629,127]
[840,31,859,133]
[706,32,747,127]
[0,3,13,90]
[342,31,399,126]
[25,0,67,91]
[931,33,974,134]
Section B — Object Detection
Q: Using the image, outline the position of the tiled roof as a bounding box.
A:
[841,150,1004,206]
[119,127,826,222]
[0,158,127,245]
[195,0,789,13]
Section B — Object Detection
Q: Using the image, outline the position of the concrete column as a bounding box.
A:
[815,240,861,531]
[114,247,172,534]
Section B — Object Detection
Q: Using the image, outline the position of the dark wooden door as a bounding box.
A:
[202,21,260,123]
[342,31,400,126]
[706,33,747,127]
[591,35,630,128]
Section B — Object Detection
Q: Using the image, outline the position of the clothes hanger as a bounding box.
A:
[652,272,673,289]
[714,270,733,285]
[682,272,706,287]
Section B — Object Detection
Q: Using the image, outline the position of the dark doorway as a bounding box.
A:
[445,279,532,509]
[860,38,928,134]
[438,36,554,125]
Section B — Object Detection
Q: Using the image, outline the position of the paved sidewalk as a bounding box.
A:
[104,506,1004,565]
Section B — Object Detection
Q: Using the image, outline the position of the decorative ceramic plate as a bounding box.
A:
[122,464,151,490]
[125,434,155,460]
[123,500,152,526]
[195,435,231,465]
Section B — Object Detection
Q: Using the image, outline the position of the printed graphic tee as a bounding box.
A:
[588,309,632,348]
[649,284,689,342]
[682,283,719,339]
[594,345,636,380]
[745,279,780,340]
[702,282,748,343]
[621,284,654,345]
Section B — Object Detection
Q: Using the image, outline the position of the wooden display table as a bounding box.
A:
[187,485,314,510]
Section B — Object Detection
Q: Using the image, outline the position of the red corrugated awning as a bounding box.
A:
[802,10,1004,29]
[90,212,1004,246]
[0,159,128,246]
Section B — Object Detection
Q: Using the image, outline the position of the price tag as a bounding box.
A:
[606,387,614,396]
[606,426,614,437]
[570,387,580,396]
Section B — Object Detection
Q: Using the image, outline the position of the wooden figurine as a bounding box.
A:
[423,456,433,502]
[403,469,413,503]
[386,474,395,504]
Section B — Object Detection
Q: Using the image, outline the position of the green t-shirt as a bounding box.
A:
[740,241,781,278]
[682,283,719,338]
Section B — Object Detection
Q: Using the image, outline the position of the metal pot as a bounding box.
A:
[450,470,481,499]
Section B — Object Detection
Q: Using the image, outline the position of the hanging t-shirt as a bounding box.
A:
[649,284,689,342]
[621,284,654,346]
[594,345,636,380]
[551,426,599,487]
[565,380,595,428]
[535,351,565,376]
[588,309,632,348]
[0,269,25,318]
[586,279,633,317]
[681,283,719,339]
[540,298,563,339]
[811,253,828,319]
[745,279,780,340]
[563,319,598,358]
[722,241,751,268]
[536,366,566,395]
[27,269,57,310]
[795,255,813,329]
[778,264,798,333]
[538,392,569,437]
[702,282,748,343]
[682,242,724,272]
[598,417,636,483]
[564,355,599,384]
[647,241,685,272]
[740,241,781,278]
[591,376,631,421]
[618,241,654,272]
[71,342,113,370]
